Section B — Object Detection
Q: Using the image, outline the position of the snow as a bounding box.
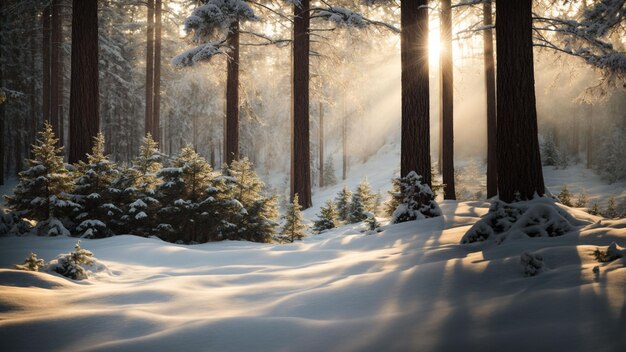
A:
[0,198,624,350]
[0,145,625,351]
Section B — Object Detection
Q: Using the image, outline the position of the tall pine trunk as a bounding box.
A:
[69,0,99,163]
[483,0,497,198]
[153,0,162,144]
[51,0,63,145]
[319,101,324,187]
[145,0,154,137]
[586,105,592,169]
[292,0,312,208]
[401,0,431,187]
[225,20,239,164]
[495,0,544,202]
[42,5,51,124]
[0,6,4,185]
[440,0,455,199]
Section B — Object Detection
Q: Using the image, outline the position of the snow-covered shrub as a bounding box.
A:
[557,185,573,207]
[461,198,584,244]
[49,241,95,280]
[313,200,338,233]
[36,218,71,237]
[281,194,306,243]
[389,171,441,224]
[365,214,381,232]
[521,252,544,277]
[15,252,45,272]
[593,242,625,263]
[589,201,601,216]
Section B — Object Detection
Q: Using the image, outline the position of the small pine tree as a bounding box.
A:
[117,135,163,236]
[5,123,76,234]
[349,191,368,223]
[15,252,45,271]
[313,200,338,233]
[541,132,561,167]
[605,197,617,218]
[589,201,601,216]
[156,147,213,243]
[281,194,307,242]
[73,132,119,238]
[389,171,442,223]
[323,156,337,187]
[365,214,380,231]
[558,185,573,207]
[574,190,588,208]
[220,157,278,242]
[355,178,377,213]
[335,186,352,222]
[54,241,94,280]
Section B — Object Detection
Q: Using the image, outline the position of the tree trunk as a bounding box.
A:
[572,109,579,157]
[29,29,37,158]
[69,0,99,164]
[42,5,51,124]
[586,104,592,169]
[483,0,497,198]
[319,101,324,187]
[225,20,239,165]
[291,0,312,208]
[0,11,4,184]
[51,0,63,145]
[495,0,544,202]
[401,0,431,187]
[145,0,154,137]
[342,90,348,181]
[440,0,455,199]
[153,0,162,144]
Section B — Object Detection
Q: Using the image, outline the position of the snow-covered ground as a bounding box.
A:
[1,146,625,351]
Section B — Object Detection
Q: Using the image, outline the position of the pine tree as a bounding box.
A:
[219,157,278,242]
[117,134,162,236]
[355,178,376,213]
[156,146,213,242]
[389,171,441,223]
[589,201,601,216]
[575,190,588,208]
[5,123,76,235]
[281,194,306,243]
[53,240,94,280]
[558,185,573,207]
[335,186,352,222]
[365,215,380,231]
[15,252,45,271]
[349,191,368,223]
[323,155,337,187]
[73,132,119,238]
[605,197,617,218]
[313,200,338,233]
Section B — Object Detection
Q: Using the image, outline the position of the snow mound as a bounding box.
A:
[461,198,591,244]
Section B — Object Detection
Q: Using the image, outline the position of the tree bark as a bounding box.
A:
[42,5,51,124]
[440,0,455,199]
[225,20,239,165]
[495,0,544,202]
[291,0,312,208]
[51,0,63,145]
[342,89,347,181]
[319,101,324,187]
[483,0,497,198]
[0,11,4,184]
[586,104,592,169]
[153,0,162,144]
[401,0,431,187]
[145,0,154,137]
[572,109,579,157]
[69,0,99,163]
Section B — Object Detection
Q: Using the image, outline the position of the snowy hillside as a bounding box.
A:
[1,161,625,351]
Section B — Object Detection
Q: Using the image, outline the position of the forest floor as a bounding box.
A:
[0,149,625,351]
